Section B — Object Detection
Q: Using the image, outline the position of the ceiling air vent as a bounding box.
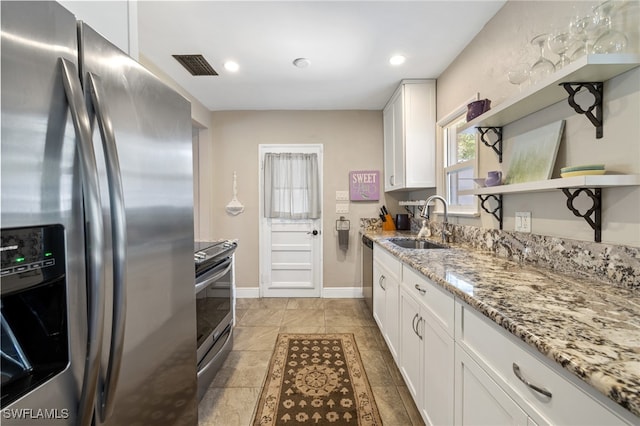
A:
[172,54,218,76]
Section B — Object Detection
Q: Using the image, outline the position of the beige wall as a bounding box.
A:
[205,110,401,289]
[432,0,640,246]
[144,0,639,295]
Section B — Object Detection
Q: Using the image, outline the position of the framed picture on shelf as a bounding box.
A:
[504,120,565,184]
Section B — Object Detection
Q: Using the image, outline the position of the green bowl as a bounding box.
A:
[560,164,605,173]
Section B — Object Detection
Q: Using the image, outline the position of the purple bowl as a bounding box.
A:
[466,99,491,121]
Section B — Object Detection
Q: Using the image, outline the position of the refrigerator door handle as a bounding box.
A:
[60,58,106,426]
[87,72,128,422]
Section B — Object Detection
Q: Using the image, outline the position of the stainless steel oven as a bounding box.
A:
[194,240,237,400]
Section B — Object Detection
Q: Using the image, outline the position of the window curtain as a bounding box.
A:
[264,152,320,219]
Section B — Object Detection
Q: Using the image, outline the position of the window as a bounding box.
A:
[442,106,478,215]
[263,152,321,219]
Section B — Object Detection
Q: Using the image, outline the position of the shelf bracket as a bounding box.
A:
[476,127,503,163]
[478,194,503,230]
[560,82,603,139]
[562,188,601,242]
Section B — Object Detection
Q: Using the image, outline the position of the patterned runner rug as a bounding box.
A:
[252,333,382,425]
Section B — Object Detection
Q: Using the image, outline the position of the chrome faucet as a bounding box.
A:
[419,195,449,243]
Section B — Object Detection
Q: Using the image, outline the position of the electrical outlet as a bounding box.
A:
[336,203,349,214]
[335,190,349,201]
[515,212,531,233]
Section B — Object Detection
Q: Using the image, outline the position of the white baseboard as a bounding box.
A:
[235,287,260,298]
[235,287,363,299]
[322,287,363,299]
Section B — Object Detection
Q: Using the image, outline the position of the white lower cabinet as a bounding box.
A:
[399,287,422,400]
[455,345,533,426]
[399,267,454,426]
[383,274,400,360]
[372,261,386,331]
[455,300,632,426]
[373,247,401,360]
[371,247,632,425]
[421,309,455,425]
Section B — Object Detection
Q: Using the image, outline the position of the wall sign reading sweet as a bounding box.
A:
[349,170,380,201]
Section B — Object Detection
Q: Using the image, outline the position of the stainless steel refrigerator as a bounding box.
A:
[1,2,197,425]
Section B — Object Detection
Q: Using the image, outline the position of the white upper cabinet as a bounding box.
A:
[383,80,436,192]
[59,0,139,58]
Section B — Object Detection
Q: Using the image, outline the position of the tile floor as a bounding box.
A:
[198,297,425,426]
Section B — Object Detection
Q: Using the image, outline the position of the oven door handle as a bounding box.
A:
[197,326,232,377]
[196,257,233,294]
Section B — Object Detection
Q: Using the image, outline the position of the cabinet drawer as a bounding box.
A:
[374,246,401,280]
[403,265,454,336]
[457,302,629,425]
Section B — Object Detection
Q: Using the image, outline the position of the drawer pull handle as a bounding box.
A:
[512,363,552,398]
[415,284,426,295]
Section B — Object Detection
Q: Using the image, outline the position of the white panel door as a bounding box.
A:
[259,144,323,298]
[263,219,321,297]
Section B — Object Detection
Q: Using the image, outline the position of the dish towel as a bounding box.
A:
[338,229,349,251]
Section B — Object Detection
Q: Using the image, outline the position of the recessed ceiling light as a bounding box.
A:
[293,58,311,68]
[389,55,406,66]
[224,61,239,72]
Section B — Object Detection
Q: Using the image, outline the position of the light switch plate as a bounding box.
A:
[336,203,349,214]
[515,212,531,233]
[336,190,349,201]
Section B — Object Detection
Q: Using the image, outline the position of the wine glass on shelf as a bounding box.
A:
[507,63,530,91]
[529,33,556,84]
[548,31,574,70]
[569,14,602,60]
[592,0,628,53]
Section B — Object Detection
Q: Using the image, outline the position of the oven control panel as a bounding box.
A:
[194,240,237,264]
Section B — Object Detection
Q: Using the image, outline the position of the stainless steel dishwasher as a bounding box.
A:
[361,234,374,316]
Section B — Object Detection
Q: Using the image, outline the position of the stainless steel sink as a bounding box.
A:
[387,238,447,249]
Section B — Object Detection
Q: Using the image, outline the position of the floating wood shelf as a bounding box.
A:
[460,54,640,133]
[459,53,640,241]
[460,175,640,242]
[459,175,640,196]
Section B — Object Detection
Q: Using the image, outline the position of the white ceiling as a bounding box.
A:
[138,1,506,111]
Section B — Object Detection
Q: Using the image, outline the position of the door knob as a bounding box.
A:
[307,230,319,235]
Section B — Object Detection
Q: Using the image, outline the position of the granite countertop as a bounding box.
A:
[364,230,640,419]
